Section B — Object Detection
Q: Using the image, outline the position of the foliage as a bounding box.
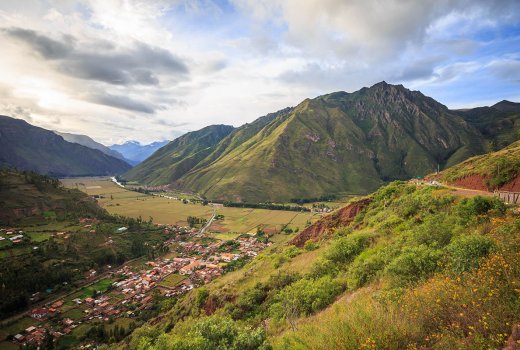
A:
[447,235,495,273]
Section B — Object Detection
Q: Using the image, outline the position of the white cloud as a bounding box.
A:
[0,0,518,144]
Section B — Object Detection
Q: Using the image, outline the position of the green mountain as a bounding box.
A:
[0,115,131,176]
[121,149,520,350]
[124,124,235,184]
[125,82,519,202]
[54,131,129,163]
[457,100,520,150]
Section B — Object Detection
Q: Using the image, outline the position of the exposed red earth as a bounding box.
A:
[290,198,371,247]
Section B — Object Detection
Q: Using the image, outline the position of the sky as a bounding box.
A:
[0,0,519,145]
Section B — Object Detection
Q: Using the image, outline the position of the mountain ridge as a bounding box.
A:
[124,82,519,202]
[0,115,131,177]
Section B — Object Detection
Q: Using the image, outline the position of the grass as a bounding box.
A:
[76,278,115,299]
[61,177,319,233]
[159,274,186,287]
[62,308,85,321]
[1,317,37,335]
[0,341,19,350]
[105,317,134,333]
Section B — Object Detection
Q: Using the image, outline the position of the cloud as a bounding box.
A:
[3,27,73,59]
[3,27,189,86]
[86,92,156,114]
[486,59,520,81]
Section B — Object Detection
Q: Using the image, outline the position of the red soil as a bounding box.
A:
[450,174,520,192]
[499,174,520,192]
[451,174,489,191]
[290,198,371,248]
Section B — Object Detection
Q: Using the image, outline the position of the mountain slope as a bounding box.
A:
[128,82,500,202]
[0,115,131,176]
[54,131,128,163]
[124,124,235,184]
[433,139,520,191]
[109,140,169,165]
[0,168,104,225]
[457,100,520,150]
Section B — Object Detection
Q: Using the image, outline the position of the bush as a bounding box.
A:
[447,235,495,273]
[386,245,442,285]
[347,247,392,289]
[325,233,370,265]
[270,276,343,319]
[304,240,318,251]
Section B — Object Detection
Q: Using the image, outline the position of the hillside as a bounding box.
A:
[0,169,104,225]
[458,100,520,150]
[124,125,235,184]
[0,116,131,176]
[433,140,520,191]
[109,140,169,165]
[118,178,519,350]
[126,82,508,202]
[54,131,128,163]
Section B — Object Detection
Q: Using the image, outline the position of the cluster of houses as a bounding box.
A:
[7,220,273,348]
[0,228,25,244]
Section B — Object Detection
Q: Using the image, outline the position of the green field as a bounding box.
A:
[75,278,115,299]
[159,274,185,287]
[61,177,320,233]
[1,317,37,336]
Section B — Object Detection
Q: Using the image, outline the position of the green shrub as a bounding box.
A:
[347,247,391,289]
[304,240,318,251]
[447,235,495,273]
[324,233,370,265]
[270,276,342,319]
[386,245,442,285]
[412,214,453,248]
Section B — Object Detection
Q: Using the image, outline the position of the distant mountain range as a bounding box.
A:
[54,131,128,163]
[124,82,520,202]
[109,140,170,165]
[0,115,131,177]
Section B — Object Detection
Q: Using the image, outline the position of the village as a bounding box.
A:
[5,221,271,348]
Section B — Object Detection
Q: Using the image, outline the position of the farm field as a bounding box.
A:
[61,177,320,233]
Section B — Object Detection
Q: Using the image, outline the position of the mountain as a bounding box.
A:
[123,125,235,184]
[125,82,518,202]
[0,115,131,176]
[109,140,170,165]
[54,131,128,163]
[457,100,520,150]
[0,168,104,225]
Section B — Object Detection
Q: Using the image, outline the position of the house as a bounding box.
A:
[221,253,236,262]
[25,326,37,333]
[31,308,48,320]
[14,334,24,342]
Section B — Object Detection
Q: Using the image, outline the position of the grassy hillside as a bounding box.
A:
[0,169,104,225]
[114,179,519,350]
[0,169,168,320]
[434,140,520,190]
[125,83,520,202]
[0,116,131,176]
[124,125,235,184]
[133,82,496,202]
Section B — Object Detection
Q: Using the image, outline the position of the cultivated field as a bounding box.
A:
[60,177,320,234]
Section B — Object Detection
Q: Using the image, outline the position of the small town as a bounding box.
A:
[3,220,271,349]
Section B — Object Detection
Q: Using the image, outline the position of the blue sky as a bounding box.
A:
[0,0,518,144]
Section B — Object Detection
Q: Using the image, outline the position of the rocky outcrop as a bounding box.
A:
[290,198,371,247]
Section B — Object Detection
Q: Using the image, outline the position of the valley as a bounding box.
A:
[60,177,322,236]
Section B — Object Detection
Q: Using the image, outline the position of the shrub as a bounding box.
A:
[324,233,370,265]
[270,276,343,319]
[347,247,391,289]
[304,240,318,251]
[447,235,495,273]
[386,245,442,285]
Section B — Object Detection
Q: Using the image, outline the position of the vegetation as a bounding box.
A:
[122,180,519,350]
[436,139,520,189]
[121,84,519,202]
